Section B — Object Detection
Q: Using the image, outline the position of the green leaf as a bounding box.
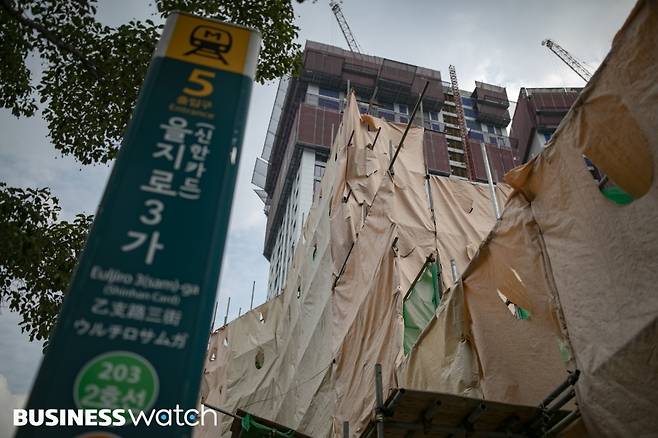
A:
[2,0,302,164]
[0,183,92,346]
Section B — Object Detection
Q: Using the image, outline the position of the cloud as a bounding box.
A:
[0,374,26,438]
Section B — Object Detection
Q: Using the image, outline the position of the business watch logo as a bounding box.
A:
[184,25,232,64]
[13,405,218,427]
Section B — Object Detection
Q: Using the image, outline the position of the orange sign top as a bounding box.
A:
[164,14,257,76]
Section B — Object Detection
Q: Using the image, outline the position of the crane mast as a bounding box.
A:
[542,39,592,82]
[329,0,362,53]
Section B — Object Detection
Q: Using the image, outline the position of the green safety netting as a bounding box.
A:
[601,185,634,205]
[515,306,530,320]
[240,413,295,437]
[403,262,441,355]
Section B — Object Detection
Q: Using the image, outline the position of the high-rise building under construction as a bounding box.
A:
[203,1,658,436]
[253,41,519,299]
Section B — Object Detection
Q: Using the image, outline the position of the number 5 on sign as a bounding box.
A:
[183,69,215,97]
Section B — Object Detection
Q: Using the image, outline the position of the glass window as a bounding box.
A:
[463,108,476,118]
[451,166,468,178]
[305,93,319,106]
[319,88,339,98]
[319,97,340,111]
[468,131,484,141]
[314,163,325,178]
[466,120,480,130]
[397,103,409,114]
[446,126,461,137]
[449,151,464,162]
[494,126,501,135]
[430,122,442,132]
[443,115,458,125]
[379,111,394,122]
[429,111,440,121]
[378,101,394,111]
[488,136,498,145]
[542,129,556,142]
[447,139,464,150]
[461,97,474,107]
[399,115,409,124]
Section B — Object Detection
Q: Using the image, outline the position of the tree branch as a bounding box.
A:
[0,0,101,78]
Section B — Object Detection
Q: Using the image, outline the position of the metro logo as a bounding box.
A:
[185,25,233,64]
[164,14,253,75]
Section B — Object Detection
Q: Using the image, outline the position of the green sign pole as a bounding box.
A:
[18,13,260,437]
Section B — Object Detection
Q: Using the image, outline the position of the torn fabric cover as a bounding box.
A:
[197,92,569,437]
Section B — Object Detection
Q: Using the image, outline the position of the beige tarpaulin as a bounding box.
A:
[397,279,483,398]
[196,7,658,427]
[196,121,339,436]
[503,0,658,434]
[399,3,658,432]
[330,97,513,435]
[196,92,551,437]
[462,194,569,406]
[398,193,571,406]
[430,176,512,289]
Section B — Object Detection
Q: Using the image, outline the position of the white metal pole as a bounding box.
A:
[223,296,231,326]
[450,259,458,283]
[480,142,501,220]
[331,123,335,149]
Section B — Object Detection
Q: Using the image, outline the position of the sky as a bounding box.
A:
[0,0,635,434]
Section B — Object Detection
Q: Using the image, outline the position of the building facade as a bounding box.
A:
[253,41,518,299]
[509,87,582,162]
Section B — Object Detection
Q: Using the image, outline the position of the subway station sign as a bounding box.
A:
[18,13,260,438]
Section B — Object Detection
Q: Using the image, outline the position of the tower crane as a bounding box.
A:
[329,0,362,53]
[541,39,592,82]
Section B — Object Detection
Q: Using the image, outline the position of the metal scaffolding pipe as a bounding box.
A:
[403,257,432,301]
[540,370,580,409]
[331,123,335,149]
[545,389,576,415]
[375,363,385,438]
[202,402,241,419]
[450,259,459,282]
[223,296,231,326]
[346,129,355,148]
[480,142,501,220]
[371,126,382,148]
[389,81,429,173]
[211,300,219,331]
[545,409,581,437]
[250,280,255,310]
[385,388,405,413]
